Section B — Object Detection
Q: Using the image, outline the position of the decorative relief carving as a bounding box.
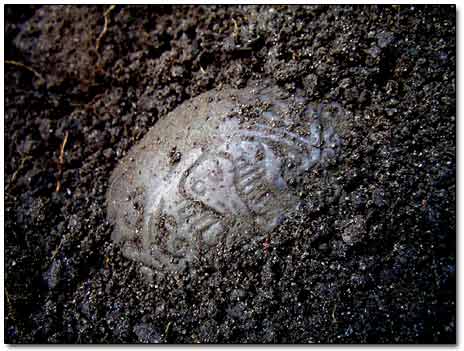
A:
[107,84,343,272]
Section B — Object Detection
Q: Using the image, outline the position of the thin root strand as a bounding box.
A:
[95,5,116,52]
[5,60,45,85]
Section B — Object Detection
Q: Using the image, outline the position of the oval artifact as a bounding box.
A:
[107,81,343,271]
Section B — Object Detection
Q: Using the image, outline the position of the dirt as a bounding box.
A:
[4,5,456,343]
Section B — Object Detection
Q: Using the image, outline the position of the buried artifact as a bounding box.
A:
[107,81,345,272]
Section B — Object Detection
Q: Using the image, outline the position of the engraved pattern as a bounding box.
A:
[108,89,343,271]
[144,106,341,268]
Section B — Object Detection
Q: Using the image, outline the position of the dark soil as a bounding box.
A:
[4,5,456,344]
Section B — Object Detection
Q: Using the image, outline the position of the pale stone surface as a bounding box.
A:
[107,81,344,272]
